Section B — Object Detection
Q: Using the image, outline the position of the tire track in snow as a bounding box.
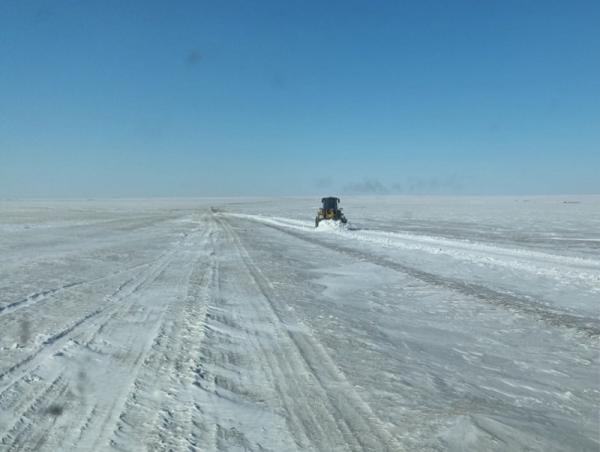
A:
[0,225,200,386]
[0,229,200,450]
[108,227,215,451]
[180,217,290,451]
[0,245,174,387]
[0,261,153,318]
[193,221,313,451]
[205,219,334,451]
[0,376,67,451]
[217,215,401,451]
[219,217,341,449]
[228,213,600,276]
[0,269,165,450]
[79,227,210,451]
[241,217,600,338]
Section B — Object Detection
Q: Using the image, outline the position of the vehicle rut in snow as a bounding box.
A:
[0,224,211,451]
[2,202,598,452]
[236,216,600,338]
[216,215,400,451]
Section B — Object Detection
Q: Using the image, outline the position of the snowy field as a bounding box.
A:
[0,196,598,451]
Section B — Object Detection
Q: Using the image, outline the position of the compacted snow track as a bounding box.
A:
[243,218,600,338]
[0,199,598,451]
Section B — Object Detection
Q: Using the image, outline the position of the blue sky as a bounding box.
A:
[1,0,598,197]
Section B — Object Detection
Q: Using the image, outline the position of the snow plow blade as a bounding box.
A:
[315,197,348,227]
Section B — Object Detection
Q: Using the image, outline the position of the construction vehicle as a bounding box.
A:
[315,197,348,227]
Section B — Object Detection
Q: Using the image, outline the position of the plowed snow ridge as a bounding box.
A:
[227,213,600,289]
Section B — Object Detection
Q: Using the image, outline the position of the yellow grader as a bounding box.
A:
[315,197,348,227]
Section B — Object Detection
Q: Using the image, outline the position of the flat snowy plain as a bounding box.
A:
[0,196,598,451]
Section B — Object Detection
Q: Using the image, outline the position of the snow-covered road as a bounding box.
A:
[0,198,598,451]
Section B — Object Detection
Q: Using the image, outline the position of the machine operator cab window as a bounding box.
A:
[321,197,340,211]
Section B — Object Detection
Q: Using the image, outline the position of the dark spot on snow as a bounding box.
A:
[45,404,64,417]
[195,365,206,380]
[77,369,88,396]
[19,318,31,345]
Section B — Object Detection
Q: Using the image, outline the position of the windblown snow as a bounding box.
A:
[0,196,598,451]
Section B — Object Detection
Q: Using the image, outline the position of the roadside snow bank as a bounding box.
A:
[224,213,600,292]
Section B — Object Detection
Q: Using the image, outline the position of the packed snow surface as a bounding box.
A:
[0,196,598,451]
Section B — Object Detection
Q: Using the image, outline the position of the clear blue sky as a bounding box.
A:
[1,0,598,197]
